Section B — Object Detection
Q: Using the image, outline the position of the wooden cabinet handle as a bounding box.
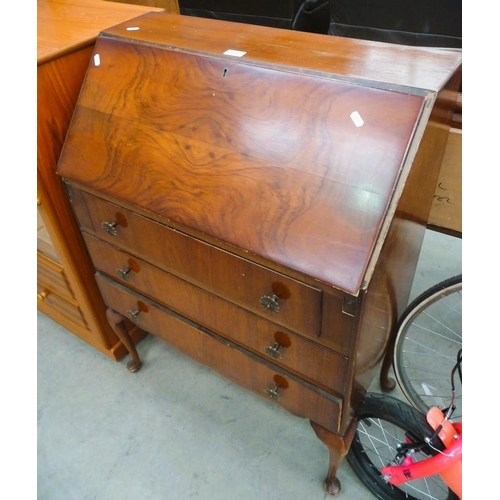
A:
[37,290,49,301]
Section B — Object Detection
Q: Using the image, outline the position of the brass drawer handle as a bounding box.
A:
[260,294,280,313]
[265,342,283,360]
[264,374,289,401]
[264,385,282,400]
[116,258,140,282]
[126,309,141,321]
[265,333,291,360]
[117,267,132,281]
[126,300,149,323]
[101,220,120,236]
[37,290,49,301]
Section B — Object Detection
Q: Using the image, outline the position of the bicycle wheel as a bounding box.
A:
[347,393,459,500]
[393,275,462,417]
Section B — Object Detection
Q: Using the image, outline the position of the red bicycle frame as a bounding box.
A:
[380,407,462,499]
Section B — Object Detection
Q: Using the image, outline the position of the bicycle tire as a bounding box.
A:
[393,275,462,417]
[346,393,459,500]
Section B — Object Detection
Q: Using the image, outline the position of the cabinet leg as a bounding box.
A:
[106,308,142,372]
[379,336,396,392]
[310,419,356,496]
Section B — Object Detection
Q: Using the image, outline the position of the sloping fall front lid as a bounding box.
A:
[57,12,461,295]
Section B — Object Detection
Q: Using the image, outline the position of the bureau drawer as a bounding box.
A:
[96,273,342,434]
[71,188,322,339]
[84,234,348,394]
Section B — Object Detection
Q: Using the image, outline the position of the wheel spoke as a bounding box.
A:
[405,326,461,346]
[393,277,462,416]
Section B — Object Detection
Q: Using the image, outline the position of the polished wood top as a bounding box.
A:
[101,12,461,92]
[37,0,163,65]
[57,14,461,295]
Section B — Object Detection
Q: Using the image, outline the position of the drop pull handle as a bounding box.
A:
[101,220,120,236]
[260,294,280,313]
[265,342,283,360]
[126,309,141,322]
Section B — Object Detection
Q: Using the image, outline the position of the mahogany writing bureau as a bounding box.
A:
[57,12,462,494]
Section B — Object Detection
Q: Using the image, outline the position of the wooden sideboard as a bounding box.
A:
[56,12,461,494]
[37,0,180,359]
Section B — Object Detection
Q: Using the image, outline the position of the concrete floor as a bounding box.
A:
[37,229,461,500]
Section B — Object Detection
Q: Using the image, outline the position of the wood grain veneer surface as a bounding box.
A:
[37,0,163,64]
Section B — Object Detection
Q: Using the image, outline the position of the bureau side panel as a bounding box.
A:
[344,69,462,429]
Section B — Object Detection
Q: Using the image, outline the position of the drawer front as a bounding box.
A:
[71,188,322,339]
[37,251,75,302]
[84,234,347,394]
[37,282,87,328]
[96,273,342,434]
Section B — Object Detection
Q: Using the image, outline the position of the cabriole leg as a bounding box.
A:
[379,336,396,392]
[310,419,357,496]
[106,307,142,372]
